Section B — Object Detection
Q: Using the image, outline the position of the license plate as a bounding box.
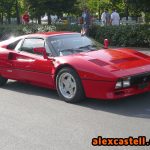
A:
[138,83,148,89]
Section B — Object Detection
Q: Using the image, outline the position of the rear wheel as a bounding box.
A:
[56,67,85,103]
[0,76,8,86]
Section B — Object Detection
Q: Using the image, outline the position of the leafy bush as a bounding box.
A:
[21,24,56,34]
[0,24,150,48]
[56,24,81,32]
[0,24,56,40]
[89,24,150,48]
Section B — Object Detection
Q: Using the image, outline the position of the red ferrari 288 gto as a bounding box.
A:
[0,32,150,103]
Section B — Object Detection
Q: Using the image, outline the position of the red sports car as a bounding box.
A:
[0,32,150,103]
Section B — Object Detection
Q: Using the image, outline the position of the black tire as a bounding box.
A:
[0,76,8,86]
[56,67,85,103]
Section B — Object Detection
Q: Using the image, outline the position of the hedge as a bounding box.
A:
[89,25,150,48]
[0,24,56,40]
[0,24,150,48]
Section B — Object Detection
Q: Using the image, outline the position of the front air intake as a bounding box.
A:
[89,59,109,66]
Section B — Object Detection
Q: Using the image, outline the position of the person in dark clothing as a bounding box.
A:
[105,9,111,26]
[81,8,91,36]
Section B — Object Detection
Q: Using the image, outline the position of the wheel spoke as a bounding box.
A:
[62,78,68,86]
[68,76,72,83]
[70,87,75,95]
[70,80,76,89]
[67,76,76,88]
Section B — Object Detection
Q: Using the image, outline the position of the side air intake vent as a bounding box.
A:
[89,59,109,66]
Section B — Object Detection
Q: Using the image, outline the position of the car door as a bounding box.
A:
[8,37,55,88]
[0,39,22,79]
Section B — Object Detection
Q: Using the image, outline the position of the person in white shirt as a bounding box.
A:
[111,10,120,26]
[101,10,106,26]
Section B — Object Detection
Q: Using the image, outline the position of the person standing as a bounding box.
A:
[111,10,120,26]
[22,11,30,24]
[101,10,106,26]
[105,10,111,26]
[81,8,91,36]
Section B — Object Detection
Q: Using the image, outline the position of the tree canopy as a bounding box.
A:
[0,0,149,24]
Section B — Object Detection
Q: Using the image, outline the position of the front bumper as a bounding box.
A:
[82,79,150,100]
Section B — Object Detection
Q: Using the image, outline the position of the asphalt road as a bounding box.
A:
[0,50,150,150]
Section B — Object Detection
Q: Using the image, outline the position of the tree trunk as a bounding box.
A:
[48,13,51,25]
[2,13,3,24]
[7,12,11,24]
[125,5,129,21]
[16,0,20,24]
[125,1,129,21]
[0,13,3,24]
[38,15,41,24]
[98,4,100,21]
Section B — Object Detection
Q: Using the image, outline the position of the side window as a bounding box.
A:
[7,39,22,50]
[45,42,52,56]
[21,38,45,54]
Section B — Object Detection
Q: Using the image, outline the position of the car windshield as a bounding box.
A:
[47,34,103,56]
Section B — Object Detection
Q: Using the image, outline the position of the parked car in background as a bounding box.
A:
[41,14,58,24]
[92,19,102,26]
[120,17,137,25]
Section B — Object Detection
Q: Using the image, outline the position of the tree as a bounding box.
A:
[15,0,20,24]
[0,0,15,24]
[0,0,149,25]
[0,0,26,24]
[26,0,78,24]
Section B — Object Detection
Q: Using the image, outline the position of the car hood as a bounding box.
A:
[54,48,150,81]
[75,48,150,71]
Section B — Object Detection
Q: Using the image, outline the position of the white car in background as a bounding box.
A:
[120,17,137,25]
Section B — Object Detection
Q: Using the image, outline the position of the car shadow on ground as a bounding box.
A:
[2,80,150,119]
[3,80,60,100]
[79,93,150,119]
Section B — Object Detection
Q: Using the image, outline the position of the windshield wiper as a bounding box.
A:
[59,46,97,55]
[60,48,84,52]
[78,45,97,50]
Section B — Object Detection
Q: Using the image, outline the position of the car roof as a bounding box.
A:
[28,31,79,38]
[0,32,80,47]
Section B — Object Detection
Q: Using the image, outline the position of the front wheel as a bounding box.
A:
[56,67,85,103]
[0,76,8,86]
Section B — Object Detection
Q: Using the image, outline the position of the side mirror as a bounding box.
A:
[33,47,48,59]
[104,39,109,49]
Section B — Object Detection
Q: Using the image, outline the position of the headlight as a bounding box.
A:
[115,77,131,89]
[123,77,131,88]
[115,80,122,89]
